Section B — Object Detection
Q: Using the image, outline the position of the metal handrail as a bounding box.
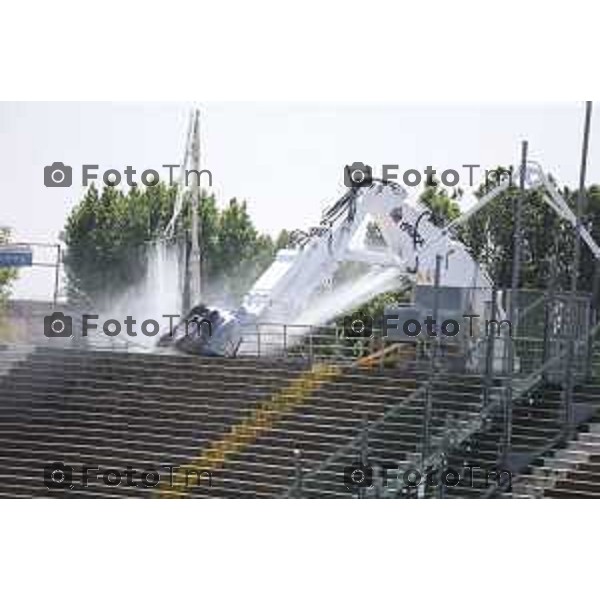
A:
[282,384,427,497]
[283,306,600,499]
[477,319,600,498]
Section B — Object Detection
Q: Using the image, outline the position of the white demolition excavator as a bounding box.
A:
[159,161,600,359]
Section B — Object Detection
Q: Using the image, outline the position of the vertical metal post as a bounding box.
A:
[308,327,314,363]
[542,252,558,381]
[422,254,442,465]
[429,253,443,383]
[292,448,303,498]
[283,324,288,358]
[503,141,528,461]
[484,286,497,407]
[438,453,446,499]
[256,324,261,358]
[586,272,599,380]
[182,231,191,314]
[542,207,559,381]
[358,414,369,499]
[374,466,383,499]
[189,109,202,305]
[510,140,527,315]
[53,244,61,307]
[360,414,369,464]
[565,101,593,428]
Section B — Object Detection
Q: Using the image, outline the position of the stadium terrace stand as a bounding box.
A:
[0,346,480,498]
[506,388,600,498]
[0,346,308,498]
[1,343,600,499]
[436,380,600,498]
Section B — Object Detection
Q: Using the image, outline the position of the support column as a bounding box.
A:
[484,286,498,407]
[503,140,528,461]
[292,449,303,498]
[422,254,442,465]
[189,109,202,306]
[565,101,593,430]
[53,244,61,307]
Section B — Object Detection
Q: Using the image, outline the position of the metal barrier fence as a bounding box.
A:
[282,285,598,498]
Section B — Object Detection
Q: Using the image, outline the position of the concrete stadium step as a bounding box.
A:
[494,381,600,498]
[2,357,307,385]
[168,371,428,498]
[441,384,586,498]
[0,345,34,378]
[0,346,422,497]
[7,341,598,499]
[201,382,485,499]
[0,348,339,498]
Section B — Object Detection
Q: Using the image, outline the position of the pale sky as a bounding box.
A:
[1,101,598,300]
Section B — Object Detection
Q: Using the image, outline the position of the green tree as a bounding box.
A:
[0,228,18,341]
[455,170,599,292]
[63,184,283,306]
[206,198,276,299]
[0,228,18,303]
[419,180,461,227]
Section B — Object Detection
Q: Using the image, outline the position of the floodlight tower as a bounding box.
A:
[188,109,202,306]
[166,108,203,313]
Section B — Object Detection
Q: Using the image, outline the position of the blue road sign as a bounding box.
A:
[0,246,33,267]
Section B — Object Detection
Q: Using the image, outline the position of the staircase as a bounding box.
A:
[161,366,421,498]
[282,370,497,498]
[431,375,600,498]
[0,345,476,498]
[0,346,309,498]
[508,424,600,498]
[0,346,422,498]
[160,362,343,498]
[2,336,600,499]
[505,384,600,498]
[0,344,33,378]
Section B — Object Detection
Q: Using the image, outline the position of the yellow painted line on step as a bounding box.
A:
[157,362,342,498]
[356,342,416,368]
